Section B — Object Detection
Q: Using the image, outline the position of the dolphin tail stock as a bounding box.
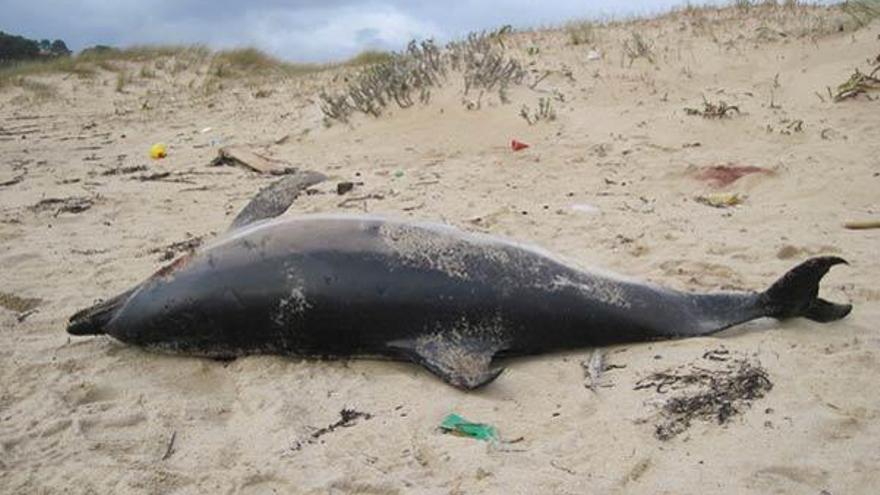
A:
[67,288,136,336]
[759,256,852,323]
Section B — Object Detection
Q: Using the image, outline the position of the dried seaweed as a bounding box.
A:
[635,349,773,440]
[0,292,42,313]
[685,97,740,118]
[101,165,148,176]
[133,172,172,181]
[0,175,25,187]
[29,196,94,216]
[311,408,373,439]
[288,408,373,452]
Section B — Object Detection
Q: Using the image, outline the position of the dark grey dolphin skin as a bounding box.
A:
[68,180,852,389]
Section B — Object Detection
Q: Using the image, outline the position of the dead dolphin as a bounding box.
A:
[68,178,852,389]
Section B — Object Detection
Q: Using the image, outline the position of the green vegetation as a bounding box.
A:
[565,21,596,46]
[843,0,880,27]
[2,0,871,104]
[115,71,130,93]
[519,97,556,125]
[0,45,211,84]
[685,97,741,118]
[1,31,70,62]
[623,32,655,66]
[0,59,89,90]
[210,47,394,77]
[13,77,56,100]
[210,47,289,76]
[78,44,209,62]
[0,40,398,103]
[833,56,880,101]
[320,33,525,123]
[344,50,394,67]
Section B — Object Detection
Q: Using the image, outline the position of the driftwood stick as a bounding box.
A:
[161,431,177,461]
[844,220,880,230]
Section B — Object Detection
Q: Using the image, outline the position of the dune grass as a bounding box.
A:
[78,45,210,62]
[211,47,394,77]
[0,57,95,85]
[843,0,880,27]
[0,45,209,85]
[565,21,597,46]
[210,48,297,77]
[13,78,56,100]
[343,49,395,67]
[0,43,394,97]
[2,0,862,96]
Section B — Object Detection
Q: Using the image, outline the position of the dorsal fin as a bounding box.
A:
[229,171,326,231]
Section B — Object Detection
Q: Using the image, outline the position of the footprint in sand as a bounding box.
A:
[750,465,829,492]
[238,473,293,494]
[776,244,840,260]
[61,381,119,407]
[658,259,745,290]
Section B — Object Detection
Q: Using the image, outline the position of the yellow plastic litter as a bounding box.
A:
[150,143,167,159]
[696,192,743,208]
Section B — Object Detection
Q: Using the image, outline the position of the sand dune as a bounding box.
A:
[2,4,879,494]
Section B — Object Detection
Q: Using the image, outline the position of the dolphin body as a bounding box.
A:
[68,176,852,389]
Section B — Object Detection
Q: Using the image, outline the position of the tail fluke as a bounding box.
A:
[67,288,134,335]
[759,257,852,322]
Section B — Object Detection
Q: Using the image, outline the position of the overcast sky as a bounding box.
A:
[3,1,753,62]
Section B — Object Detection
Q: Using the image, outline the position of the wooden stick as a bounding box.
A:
[844,220,880,230]
[162,431,177,461]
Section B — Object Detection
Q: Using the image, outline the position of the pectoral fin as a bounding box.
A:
[389,335,505,390]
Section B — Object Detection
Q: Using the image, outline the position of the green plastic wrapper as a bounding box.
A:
[439,413,498,441]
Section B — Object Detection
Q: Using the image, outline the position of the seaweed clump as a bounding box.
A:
[634,348,773,440]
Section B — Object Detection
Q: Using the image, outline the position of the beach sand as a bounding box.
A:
[1,5,879,494]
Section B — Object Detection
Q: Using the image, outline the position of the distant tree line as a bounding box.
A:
[1,31,71,63]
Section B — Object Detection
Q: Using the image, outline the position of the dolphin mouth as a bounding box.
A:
[67,288,136,335]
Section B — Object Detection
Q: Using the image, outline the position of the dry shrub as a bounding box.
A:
[319,30,525,123]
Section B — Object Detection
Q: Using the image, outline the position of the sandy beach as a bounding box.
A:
[2,4,879,493]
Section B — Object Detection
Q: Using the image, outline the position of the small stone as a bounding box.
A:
[336,182,354,195]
